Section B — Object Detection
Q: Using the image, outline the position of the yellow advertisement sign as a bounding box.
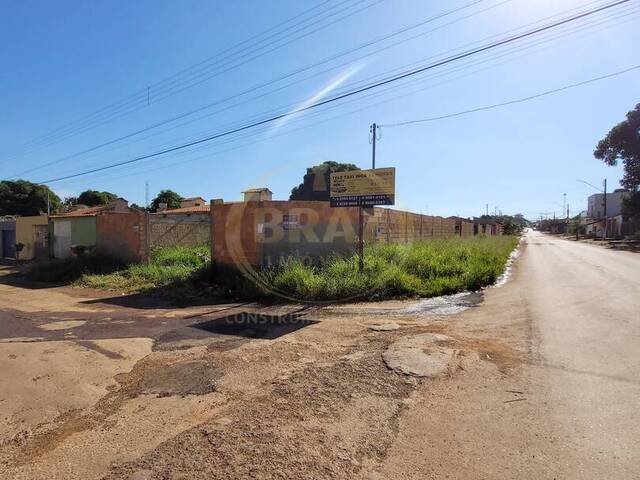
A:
[330,167,395,207]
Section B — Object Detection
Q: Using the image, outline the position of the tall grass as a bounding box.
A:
[78,245,210,291]
[67,237,518,302]
[250,235,519,301]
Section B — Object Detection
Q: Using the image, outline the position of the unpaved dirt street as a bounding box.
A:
[0,230,638,479]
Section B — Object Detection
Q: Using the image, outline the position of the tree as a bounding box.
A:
[0,180,60,216]
[150,189,182,212]
[290,161,361,201]
[622,191,640,220]
[130,203,149,211]
[77,190,117,206]
[502,218,523,236]
[594,103,640,190]
[61,196,78,211]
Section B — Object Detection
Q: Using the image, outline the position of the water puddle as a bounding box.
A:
[402,291,484,315]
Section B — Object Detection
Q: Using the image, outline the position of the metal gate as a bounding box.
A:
[2,229,16,258]
[53,221,72,258]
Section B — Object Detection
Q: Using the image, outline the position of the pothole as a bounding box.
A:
[120,360,218,398]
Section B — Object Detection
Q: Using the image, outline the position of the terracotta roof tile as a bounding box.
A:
[51,205,109,218]
[158,205,211,214]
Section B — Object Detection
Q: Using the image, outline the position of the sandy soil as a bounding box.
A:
[0,232,638,479]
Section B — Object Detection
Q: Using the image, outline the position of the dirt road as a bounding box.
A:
[0,232,638,479]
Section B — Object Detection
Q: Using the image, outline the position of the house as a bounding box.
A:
[585,189,631,238]
[0,216,17,258]
[448,216,474,237]
[242,188,273,202]
[50,199,146,261]
[179,197,206,209]
[16,216,49,260]
[472,217,504,236]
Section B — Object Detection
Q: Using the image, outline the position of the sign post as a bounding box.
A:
[330,167,395,271]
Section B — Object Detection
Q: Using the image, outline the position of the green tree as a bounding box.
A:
[290,161,361,201]
[61,196,78,211]
[0,180,60,216]
[622,191,640,220]
[150,189,182,212]
[594,103,640,190]
[129,203,149,211]
[77,190,117,206]
[502,218,523,236]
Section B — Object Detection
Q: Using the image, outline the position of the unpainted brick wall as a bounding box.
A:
[212,201,465,266]
[369,208,456,243]
[150,213,210,248]
[96,211,146,262]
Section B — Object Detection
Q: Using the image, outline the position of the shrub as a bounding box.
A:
[26,252,124,283]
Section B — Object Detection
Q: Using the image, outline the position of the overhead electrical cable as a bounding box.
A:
[5,0,386,158]
[35,0,640,182]
[36,0,631,184]
[10,0,500,176]
[379,65,640,127]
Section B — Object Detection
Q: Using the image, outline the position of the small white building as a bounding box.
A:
[587,190,629,219]
[585,190,630,237]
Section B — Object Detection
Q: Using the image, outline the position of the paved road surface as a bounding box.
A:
[522,230,640,477]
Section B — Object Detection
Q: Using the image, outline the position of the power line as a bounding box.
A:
[5,0,384,159]
[10,0,499,176]
[12,0,624,177]
[41,0,640,184]
[53,21,639,191]
[37,0,631,184]
[379,65,640,127]
[5,0,340,152]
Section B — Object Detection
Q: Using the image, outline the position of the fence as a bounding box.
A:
[149,213,210,248]
[371,209,457,243]
[211,201,464,266]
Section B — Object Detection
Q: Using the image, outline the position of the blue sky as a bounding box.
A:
[1,0,638,219]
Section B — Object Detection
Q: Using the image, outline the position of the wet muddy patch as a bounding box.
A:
[117,359,218,398]
[403,292,484,316]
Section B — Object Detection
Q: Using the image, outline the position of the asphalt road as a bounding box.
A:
[522,230,640,478]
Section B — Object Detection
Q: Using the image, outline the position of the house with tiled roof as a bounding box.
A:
[50,199,144,259]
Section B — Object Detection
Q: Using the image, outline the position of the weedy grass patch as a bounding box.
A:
[49,237,517,302]
[247,235,519,301]
[77,245,210,291]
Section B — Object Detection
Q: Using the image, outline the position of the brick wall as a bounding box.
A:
[212,201,359,266]
[96,211,147,262]
[149,213,210,248]
[370,208,456,243]
[212,201,464,266]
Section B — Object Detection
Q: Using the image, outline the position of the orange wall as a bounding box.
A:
[212,201,464,266]
[96,212,147,262]
[212,201,359,266]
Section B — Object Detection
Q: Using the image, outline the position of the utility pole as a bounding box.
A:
[486,204,489,216]
[46,190,50,216]
[145,181,150,209]
[358,123,380,271]
[602,178,607,239]
[562,193,566,218]
[370,123,378,169]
